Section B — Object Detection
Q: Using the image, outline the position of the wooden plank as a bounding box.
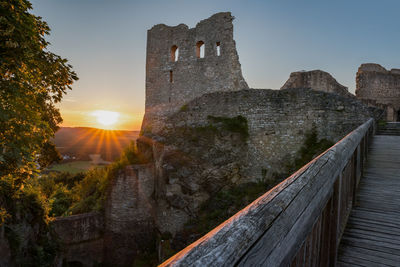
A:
[338,134,400,266]
[338,246,400,265]
[341,236,400,255]
[337,254,385,267]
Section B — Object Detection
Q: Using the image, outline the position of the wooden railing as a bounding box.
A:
[161,118,375,267]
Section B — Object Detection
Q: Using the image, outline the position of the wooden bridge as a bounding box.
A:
[161,119,400,267]
[337,133,400,265]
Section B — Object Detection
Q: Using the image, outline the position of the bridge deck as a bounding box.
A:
[337,135,400,266]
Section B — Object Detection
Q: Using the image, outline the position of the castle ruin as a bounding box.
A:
[281,70,354,98]
[49,13,388,266]
[356,63,400,121]
[142,12,248,133]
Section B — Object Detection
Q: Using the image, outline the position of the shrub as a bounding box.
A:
[207,115,249,140]
[68,141,146,214]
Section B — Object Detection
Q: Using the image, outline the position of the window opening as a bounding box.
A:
[216,42,221,56]
[196,41,205,58]
[169,70,173,83]
[171,45,179,62]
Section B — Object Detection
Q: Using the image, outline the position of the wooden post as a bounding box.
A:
[329,174,342,266]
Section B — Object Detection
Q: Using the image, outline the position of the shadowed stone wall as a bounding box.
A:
[142,12,248,133]
[51,212,104,266]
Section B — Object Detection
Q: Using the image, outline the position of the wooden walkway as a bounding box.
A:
[337,135,400,266]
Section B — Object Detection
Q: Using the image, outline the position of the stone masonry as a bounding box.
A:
[356,63,400,121]
[161,88,380,184]
[281,70,354,98]
[142,12,248,133]
[51,213,104,266]
[103,164,156,265]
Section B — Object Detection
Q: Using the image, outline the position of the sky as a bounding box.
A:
[30,0,400,130]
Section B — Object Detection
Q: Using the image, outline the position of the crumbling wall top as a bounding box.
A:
[281,69,353,98]
[358,63,388,73]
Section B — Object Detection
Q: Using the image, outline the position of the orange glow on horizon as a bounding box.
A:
[59,109,144,131]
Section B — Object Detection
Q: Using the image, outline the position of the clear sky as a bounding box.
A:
[30,0,400,130]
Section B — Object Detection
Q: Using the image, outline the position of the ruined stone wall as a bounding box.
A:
[356,63,400,121]
[51,212,104,266]
[142,12,248,133]
[136,88,381,239]
[163,88,380,182]
[281,70,354,98]
[103,164,156,265]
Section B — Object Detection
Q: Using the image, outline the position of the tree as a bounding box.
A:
[0,0,78,184]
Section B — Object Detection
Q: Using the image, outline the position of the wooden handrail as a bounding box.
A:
[160,118,375,267]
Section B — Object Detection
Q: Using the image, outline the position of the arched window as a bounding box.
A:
[196,41,205,58]
[216,42,221,56]
[171,45,179,62]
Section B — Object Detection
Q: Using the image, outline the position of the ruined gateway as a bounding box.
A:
[52,12,389,266]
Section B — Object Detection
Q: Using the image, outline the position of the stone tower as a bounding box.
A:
[141,12,248,133]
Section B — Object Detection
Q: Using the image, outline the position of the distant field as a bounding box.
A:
[48,161,99,174]
[53,127,140,161]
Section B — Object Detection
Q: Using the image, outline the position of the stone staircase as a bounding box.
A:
[377,122,400,135]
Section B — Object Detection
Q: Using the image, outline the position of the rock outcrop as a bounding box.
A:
[281,70,354,98]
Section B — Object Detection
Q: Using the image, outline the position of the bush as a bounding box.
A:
[207,115,249,140]
[183,181,273,238]
[49,185,73,217]
[68,141,146,215]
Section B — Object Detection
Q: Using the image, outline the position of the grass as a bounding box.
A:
[47,161,100,174]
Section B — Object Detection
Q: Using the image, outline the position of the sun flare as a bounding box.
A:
[91,110,120,128]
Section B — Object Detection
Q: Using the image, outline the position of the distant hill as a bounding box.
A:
[53,127,140,161]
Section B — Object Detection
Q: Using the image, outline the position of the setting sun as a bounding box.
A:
[91,110,120,128]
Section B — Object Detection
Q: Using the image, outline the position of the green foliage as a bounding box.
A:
[378,120,387,127]
[0,177,59,266]
[291,126,334,171]
[47,161,96,174]
[48,185,73,217]
[207,115,249,140]
[37,142,62,170]
[0,1,75,264]
[68,141,146,214]
[180,104,188,112]
[274,125,334,181]
[0,0,78,182]
[184,181,273,237]
[18,184,49,222]
[68,167,108,214]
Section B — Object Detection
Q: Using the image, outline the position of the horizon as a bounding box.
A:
[58,126,139,132]
[30,0,400,130]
